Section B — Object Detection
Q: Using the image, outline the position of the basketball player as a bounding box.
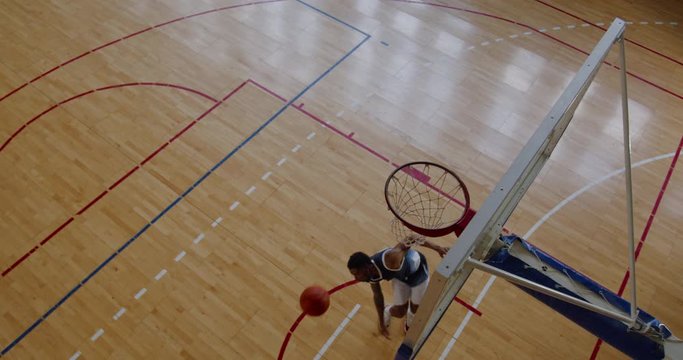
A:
[347,235,448,339]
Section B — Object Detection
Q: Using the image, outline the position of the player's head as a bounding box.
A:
[347,252,373,282]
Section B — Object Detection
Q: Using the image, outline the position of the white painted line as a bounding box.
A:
[581,23,590,27]
[230,201,240,211]
[509,34,518,39]
[277,157,287,166]
[113,307,127,320]
[523,31,532,35]
[640,21,648,25]
[626,21,634,25]
[467,45,475,50]
[539,28,547,32]
[336,111,344,117]
[193,233,205,244]
[69,351,81,360]
[567,24,576,29]
[655,21,664,25]
[314,304,361,360]
[246,185,257,196]
[211,217,223,228]
[596,22,605,26]
[671,22,678,26]
[439,277,494,360]
[494,38,503,42]
[90,328,104,342]
[439,152,676,359]
[155,268,168,280]
[307,132,316,140]
[134,288,147,300]
[291,144,302,153]
[261,171,272,181]
[174,251,186,262]
[480,41,490,46]
[552,26,561,30]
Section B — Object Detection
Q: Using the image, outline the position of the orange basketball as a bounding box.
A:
[299,285,330,316]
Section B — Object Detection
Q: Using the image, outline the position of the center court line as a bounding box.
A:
[0,1,370,353]
[440,139,682,359]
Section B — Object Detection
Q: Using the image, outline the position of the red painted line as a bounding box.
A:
[1,83,217,153]
[91,38,122,53]
[169,121,197,143]
[221,80,248,101]
[2,252,33,277]
[1,81,244,277]
[390,0,683,102]
[61,51,91,67]
[454,296,482,316]
[278,312,307,360]
[0,82,27,102]
[58,90,95,105]
[27,104,59,126]
[533,0,683,68]
[76,190,108,215]
[39,217,75,246]
[0,0,286,106]
[28,65,60,84]
[348,132,354,138]
[109,166,140,191]
[141,142,169,165]
[153,16,185,28]
[589,135,683,359]
[246,79,287,101]
[122,27,153,40]
[329,279,359,294]
[183,8,223,20]
[278,279,480,358]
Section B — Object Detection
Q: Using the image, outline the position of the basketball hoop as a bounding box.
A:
[384,161,475,238]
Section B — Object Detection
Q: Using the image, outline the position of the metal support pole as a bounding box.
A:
[466,258,635,324]
[618,35,638,324]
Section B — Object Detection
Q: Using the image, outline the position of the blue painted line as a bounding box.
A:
[1,4,371,356]
[296,0,370,37]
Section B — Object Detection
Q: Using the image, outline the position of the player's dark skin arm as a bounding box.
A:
[371,282,390,339]
[384,237,449,269]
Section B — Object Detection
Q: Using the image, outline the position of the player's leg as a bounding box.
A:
[387,279,410,327]
[406,277,430,331]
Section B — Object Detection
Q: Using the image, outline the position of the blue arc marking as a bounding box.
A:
[1,0,370,356]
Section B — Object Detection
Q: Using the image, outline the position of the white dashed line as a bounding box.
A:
[291,144,302,153]
[134,288,147,300]
[509,34,518,39]
[307,132,316,140]
[567,24,576,29]
[523,31,532,35]
[113,307,127,320]
[336,111,344,117]
[581,23,590,27]
[552,26,561,30]
[155,268,168,280]
[69,351,81,360]
[261,171,272,181]
[596,22,605,26]
[246,185,257,195]
[494,38,503,42]
[211,217,223,228]
[640,21,648,25]
[230,201,240,211]
[277,157,287,166]
[90,328,104,342]
[174,251,186,262]
[193,233,205,244]
[655,21,664,25]
[539,28,547,32]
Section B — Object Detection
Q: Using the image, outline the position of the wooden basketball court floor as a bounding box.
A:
[1,0,682,359]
